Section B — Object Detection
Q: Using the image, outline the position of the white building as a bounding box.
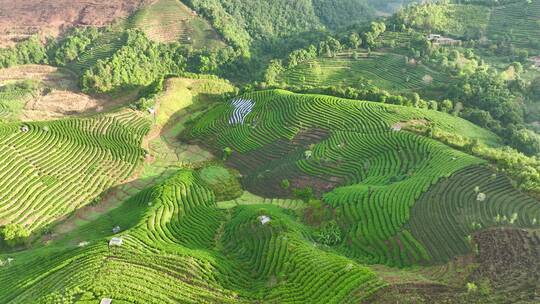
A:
[109,237,123,247]
[258,215,271,225]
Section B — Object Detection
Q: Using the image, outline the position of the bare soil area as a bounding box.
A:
[0,64,137,120]
[0,0,153,47]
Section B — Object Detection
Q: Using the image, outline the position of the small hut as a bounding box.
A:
[258,215,271,225]
[100,298,112,304]
[427,34,460,45]
[20,125,29,132]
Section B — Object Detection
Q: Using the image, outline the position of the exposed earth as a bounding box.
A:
[0,0,153,47]
[0,65,137,120]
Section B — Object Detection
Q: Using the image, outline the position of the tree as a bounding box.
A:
[428,100,438,111]
[510,62,523,74]
[530,77,540,96]
[441,99,453,113]
[348,32,361,49]
[315,220,342,246]
[1,224,30,247]
[510,129,540,156]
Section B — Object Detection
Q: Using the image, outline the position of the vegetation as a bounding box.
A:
[130,0,225,48]
[0,36,48,68]
[0,224,30,248]
[0,170,384,303]
[188,90,523,266]
[0,110,149,235]
[0,80,39,119]
[1,0,540,303]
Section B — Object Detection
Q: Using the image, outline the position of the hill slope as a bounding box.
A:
[188,90,539,266]
[0,170,385,303]
[0,109,149,234]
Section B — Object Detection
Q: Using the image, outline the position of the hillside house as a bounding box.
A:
[427,34,460,46]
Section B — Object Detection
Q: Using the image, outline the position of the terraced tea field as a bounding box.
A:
[0,110,150,234]
[487,0,540,49]
[131,0,224,48]
[279,52,450,93]
[66,31,127,76]
[189,90,539,266]
[0,170,385,303]
[408,165,540,262]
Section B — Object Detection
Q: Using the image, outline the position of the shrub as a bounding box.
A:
[281,179,290,190]
[314,220,342,246]
[222,147,233,160]
[1,224,30,247]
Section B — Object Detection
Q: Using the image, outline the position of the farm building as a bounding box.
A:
[109,237,123,247]
[427,34,460,46]
[100,299,112,304]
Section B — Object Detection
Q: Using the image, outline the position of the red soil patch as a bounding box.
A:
[0,0,153,47]
[471,227,540,300]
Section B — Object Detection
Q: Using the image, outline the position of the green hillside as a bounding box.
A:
[279,51,451,93]
[0,170,384,303]
[187,90,540,267]
[130,0,224,48]
[487,0,540,49]
[1,0,540,303]
[0,110,149,234]
[397,0,540,50]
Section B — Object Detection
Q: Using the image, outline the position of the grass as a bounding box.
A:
[0,81,38,120]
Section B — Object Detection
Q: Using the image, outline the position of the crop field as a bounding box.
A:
[407,165,540,262]
[130,0,225,48]
[0,110,150,234]
[0,170,385,303]
[187,90,520,267]
[279,52,451,93]
[0,83,35,119]
[487,0,540,49]
[66,31,127,76]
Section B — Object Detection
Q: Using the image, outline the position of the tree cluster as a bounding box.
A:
[0,36,48,68]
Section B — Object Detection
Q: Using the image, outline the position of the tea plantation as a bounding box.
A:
[189,90,539,267]
[0,110,150,234]
[0,170,384,303]
[2,0,540,302]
